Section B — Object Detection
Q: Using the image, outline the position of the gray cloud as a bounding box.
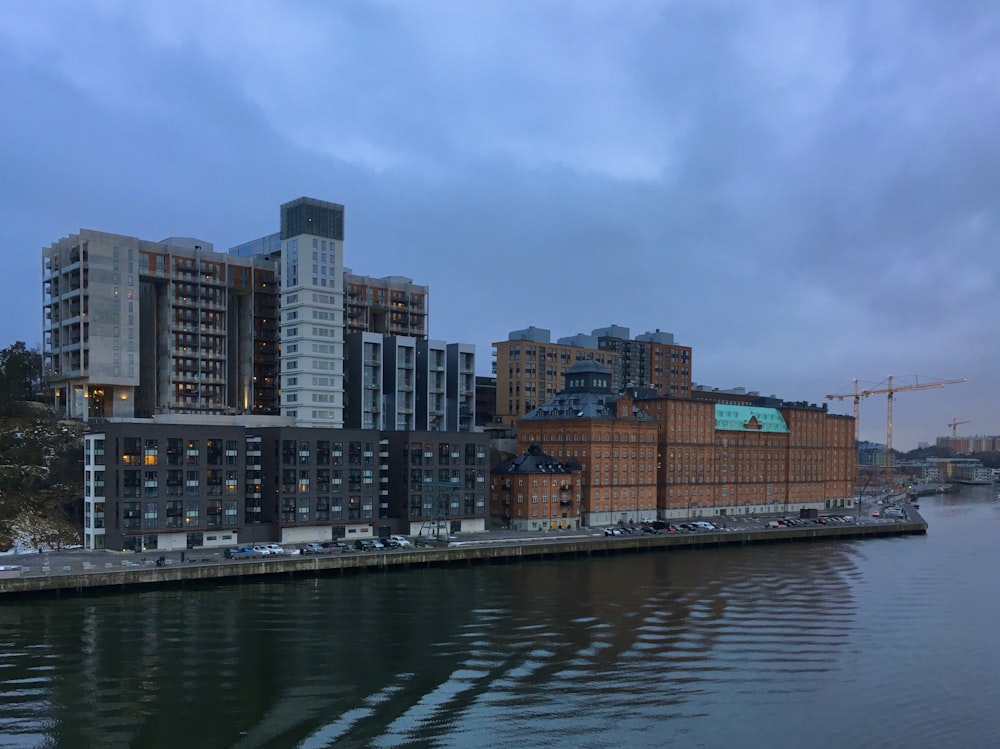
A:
[2,0,996,449]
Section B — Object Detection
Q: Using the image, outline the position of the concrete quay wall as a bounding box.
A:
[0,519,926,598]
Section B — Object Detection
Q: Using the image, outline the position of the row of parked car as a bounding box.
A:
[604,521,721,537]
[225,535,416,560]
[224,543,287,559]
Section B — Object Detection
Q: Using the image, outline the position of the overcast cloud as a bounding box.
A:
[2,0,997,449]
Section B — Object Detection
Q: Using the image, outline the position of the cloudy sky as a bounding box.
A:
[2,1,996,449]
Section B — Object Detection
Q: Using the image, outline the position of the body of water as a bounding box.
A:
[2,488,999,748]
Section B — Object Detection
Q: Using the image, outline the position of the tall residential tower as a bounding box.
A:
[277,197,347,426]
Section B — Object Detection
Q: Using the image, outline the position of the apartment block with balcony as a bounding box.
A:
[43,231,278,421]
[344,332,385,430]
[345,273,428,339]
[254,426,387,543]
[446,343,476,432]
[83,421,249,552]
[416,339,448,430]
[384,431,490,538]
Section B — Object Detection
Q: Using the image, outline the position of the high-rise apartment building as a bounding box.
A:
[343,334,476,432]
[43,231,278,421]
[446,343,476,432]
[345,273,428,338]
[277,197,347,426]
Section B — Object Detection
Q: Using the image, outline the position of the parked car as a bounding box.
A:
[323,541,351,552]
[225,546,262,559]
[301,543,324,554]
[390,535,413,547]
[257,544,286,556]
[370,539,386,550]
[354,539,374,551]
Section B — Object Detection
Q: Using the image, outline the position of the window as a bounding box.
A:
[206,439,223,465]
[167,438,183,465]
[206,469,222,496]
[123,470,140,499]
[122,438,141,466]
[166,500,183,528]
[144,502,158,529]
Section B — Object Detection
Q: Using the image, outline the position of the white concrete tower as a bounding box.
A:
[278,197,346,427]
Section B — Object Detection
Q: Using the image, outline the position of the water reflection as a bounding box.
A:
[2,491,998,748]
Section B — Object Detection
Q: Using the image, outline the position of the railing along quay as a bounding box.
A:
[0,515,927,598]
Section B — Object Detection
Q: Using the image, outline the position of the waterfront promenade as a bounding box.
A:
[0,509,927,597]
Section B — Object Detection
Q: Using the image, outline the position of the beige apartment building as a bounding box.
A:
[493,325,692,429]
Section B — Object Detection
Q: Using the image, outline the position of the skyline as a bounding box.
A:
[3,1,996,450]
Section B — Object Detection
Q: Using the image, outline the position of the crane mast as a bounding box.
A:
[826,375,966,473]
[947,418,970,438]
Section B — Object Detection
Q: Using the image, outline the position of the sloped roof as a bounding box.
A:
[714,404,789,433]
[492,444,577,475]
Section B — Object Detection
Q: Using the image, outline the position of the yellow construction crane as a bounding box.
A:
[947,418,970,438]
[826,375,966,471]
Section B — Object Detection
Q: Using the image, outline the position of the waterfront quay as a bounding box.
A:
[0,510,927,597]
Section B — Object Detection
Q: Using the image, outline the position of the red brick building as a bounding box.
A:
[489,445,581,531]
[515,361,660,527]
[507,363,856,528]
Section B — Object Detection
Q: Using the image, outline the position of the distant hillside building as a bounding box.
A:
[936,435,1000,454]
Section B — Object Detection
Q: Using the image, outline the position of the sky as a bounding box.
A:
[1,1,997,451]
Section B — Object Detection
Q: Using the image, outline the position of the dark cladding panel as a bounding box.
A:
[280,197,345,241]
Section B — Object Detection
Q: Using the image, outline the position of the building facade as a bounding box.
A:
[84,418,489,551]
[632,392,856,518]
[345,273,428,339]
[43,231,279,421]
[493,325,691,429]
[83,419,255,552]
[490,444,582,531]
[384,431,490,538]
[516,361,660,527]
[277,197,347,426]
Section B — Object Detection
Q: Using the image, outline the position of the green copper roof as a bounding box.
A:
[715,404,789,433]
